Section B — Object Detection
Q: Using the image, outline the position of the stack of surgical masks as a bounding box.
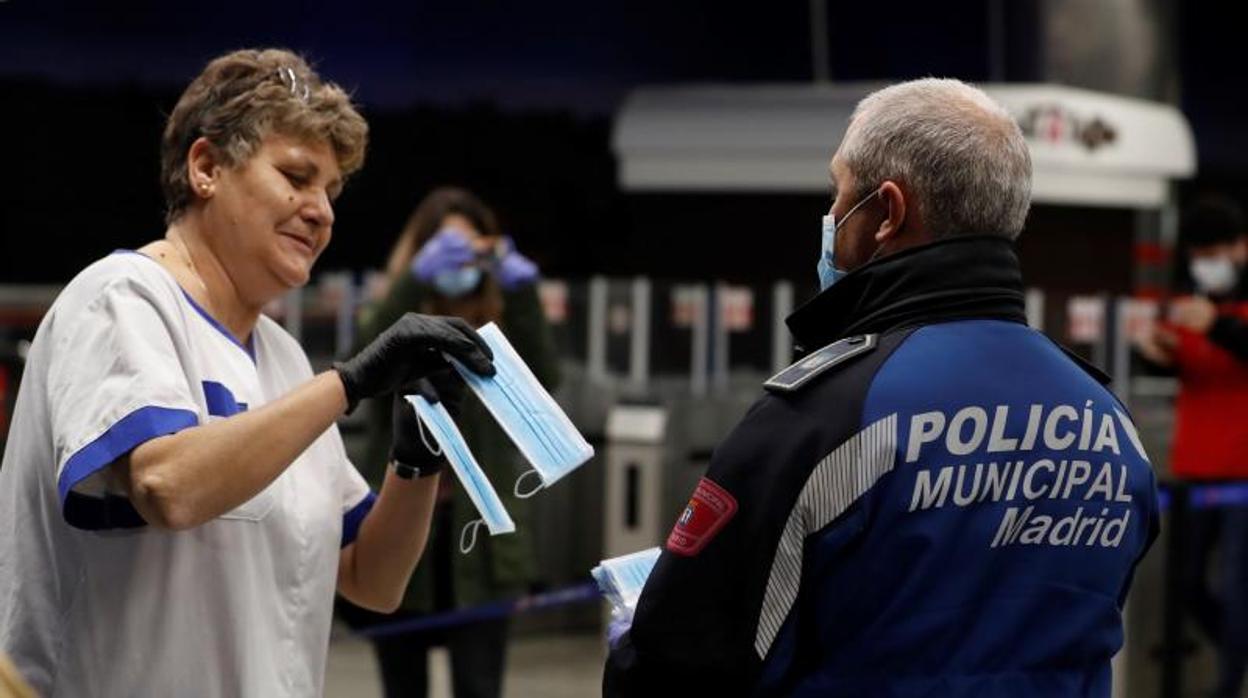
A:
[591,547,662,617]
[411,322,594,553]
[408,395,515,552]
[450,322,595,496]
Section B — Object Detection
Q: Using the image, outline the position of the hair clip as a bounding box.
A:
[277,66,310,102]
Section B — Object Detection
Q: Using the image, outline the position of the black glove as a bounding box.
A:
[389,370,468,479]
[418,367,468,420]
[335,313,493,414]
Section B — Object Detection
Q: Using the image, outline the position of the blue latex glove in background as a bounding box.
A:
[606,614,632,650]
[494,236,539,290]
[411,227,476,282]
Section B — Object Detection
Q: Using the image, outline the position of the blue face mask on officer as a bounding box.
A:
[818,188,882,290]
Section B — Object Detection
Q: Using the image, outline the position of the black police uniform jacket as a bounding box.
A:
[603,236,1159,697]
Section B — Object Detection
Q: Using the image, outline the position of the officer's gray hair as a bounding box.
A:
[839,78,1032,239]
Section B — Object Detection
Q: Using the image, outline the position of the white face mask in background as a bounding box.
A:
[1190,256,1239,295]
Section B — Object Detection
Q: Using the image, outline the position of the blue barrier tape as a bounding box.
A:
[354,582,602,639]
[349,482,1248,640]
[1157,482,1248,513]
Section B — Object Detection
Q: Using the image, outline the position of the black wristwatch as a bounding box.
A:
[391,460,423,480]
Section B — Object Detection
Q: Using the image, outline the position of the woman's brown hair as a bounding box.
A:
[160,48,368,224]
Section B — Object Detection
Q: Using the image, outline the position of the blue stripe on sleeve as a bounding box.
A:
[341,491,378,548]
[57,405,199,507]
[202,381,246,417]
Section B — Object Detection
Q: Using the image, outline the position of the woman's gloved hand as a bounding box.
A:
[411,227,476,283]
[389,387,443,478]
[413,367,467,419]
[334,313,493,414]
[493,236,539,290]
[389,370,467,478]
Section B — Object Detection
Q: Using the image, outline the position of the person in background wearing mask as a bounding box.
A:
[604,78,1159,697]
[1139,196,1248,363]
[1135,195,1248,698]
[339,187,559,698]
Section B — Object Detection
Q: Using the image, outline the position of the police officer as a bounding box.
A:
[603,78,1159,697]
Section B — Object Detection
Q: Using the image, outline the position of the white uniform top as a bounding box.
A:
[0,252,375,697]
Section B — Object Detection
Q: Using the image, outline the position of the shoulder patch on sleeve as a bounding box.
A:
[666,477,738,556]
[764,334,877,394]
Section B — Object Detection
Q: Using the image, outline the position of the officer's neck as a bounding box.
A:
[788,235,1027,351]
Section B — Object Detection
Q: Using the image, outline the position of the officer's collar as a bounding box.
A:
[787,234,1027,351]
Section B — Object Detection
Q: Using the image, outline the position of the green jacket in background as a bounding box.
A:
[354,274,560,614]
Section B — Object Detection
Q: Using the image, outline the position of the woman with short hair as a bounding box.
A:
[0,48,494,697]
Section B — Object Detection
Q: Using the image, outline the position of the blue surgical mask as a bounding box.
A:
[433,265,483,298]
[817,214,845,290]
[591,547,662,615]
[449,322,595,497]
[407,394,515,552]
[817,189,880,290]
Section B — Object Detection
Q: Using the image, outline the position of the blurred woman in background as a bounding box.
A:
[343,187,559,698]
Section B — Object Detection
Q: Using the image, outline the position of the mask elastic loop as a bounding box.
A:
[514,469,545,499]
[415,411,443,457]
[460,520,484,554]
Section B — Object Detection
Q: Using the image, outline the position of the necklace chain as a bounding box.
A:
[170,235,215,317]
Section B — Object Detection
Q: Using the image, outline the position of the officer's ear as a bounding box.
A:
[874,180,910,246]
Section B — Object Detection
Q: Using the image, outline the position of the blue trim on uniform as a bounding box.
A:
[180,290,257,363]
[202,380,247,417]
[342,491,378,548]
[804,319,1156,696]
[57,405,199,510]
[109,249,257,364]
[759,502,869,692]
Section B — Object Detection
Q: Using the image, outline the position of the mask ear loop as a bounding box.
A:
[514,469,544,499]
[415,411,443,457]
[460,520,484,554]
